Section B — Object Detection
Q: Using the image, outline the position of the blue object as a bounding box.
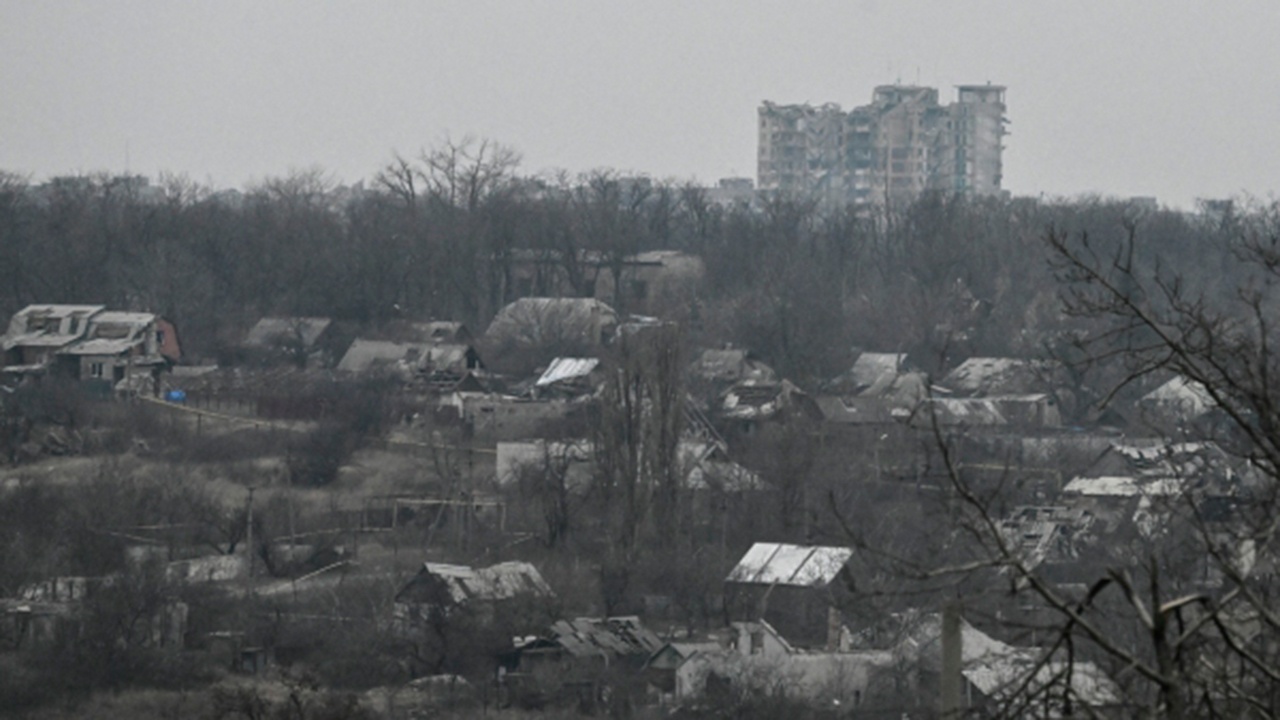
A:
[165,390,187,403]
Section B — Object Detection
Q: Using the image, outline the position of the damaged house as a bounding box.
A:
[241,316,333,367]
[393,560,555,630]
[1,305,179,392]
[817,351,928,426]
[922,356,1065,430]
[667,620,894,709]
[504,616,663,710]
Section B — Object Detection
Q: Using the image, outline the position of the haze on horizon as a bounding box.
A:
[2,0,1277,209]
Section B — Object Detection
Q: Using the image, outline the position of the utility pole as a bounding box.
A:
[245,486,256,585]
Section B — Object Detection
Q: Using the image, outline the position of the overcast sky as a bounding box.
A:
[2,1,1277,208]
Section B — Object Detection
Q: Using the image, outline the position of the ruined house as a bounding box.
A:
[872,611,1121,716]
[933,356,1065,428]
[241,316,333,367]
[393,560,555,630]
[667,620,894,709]
[504,616,663,711]
[1,305,179,392]
[336,339,430,376]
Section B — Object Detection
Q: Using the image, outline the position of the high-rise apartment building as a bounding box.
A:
[757,84,1006,210]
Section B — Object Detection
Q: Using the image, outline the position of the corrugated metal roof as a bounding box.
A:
[418,560,554,604]
[535,357,600,387]
[549,616,663,658]
[1062,476,1184,497]
[725,542,853,587]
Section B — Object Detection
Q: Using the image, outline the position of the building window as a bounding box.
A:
[90,362,105,378]
[156,330,165,346]
[750,631,764,654]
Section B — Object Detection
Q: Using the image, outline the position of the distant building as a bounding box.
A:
[758,84,1007,211]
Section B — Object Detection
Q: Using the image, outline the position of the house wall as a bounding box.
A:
[725,582,851,650]
[156,318,181,361]
[456,395,578,441]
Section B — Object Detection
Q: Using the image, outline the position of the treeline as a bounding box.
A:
[0,138,1263,381]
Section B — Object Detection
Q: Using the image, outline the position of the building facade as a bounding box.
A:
[758,84,1006,211]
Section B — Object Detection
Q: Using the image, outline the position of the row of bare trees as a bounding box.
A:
[0,141,1252,386]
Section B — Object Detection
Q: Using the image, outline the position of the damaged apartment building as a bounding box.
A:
[758,84,1007,211]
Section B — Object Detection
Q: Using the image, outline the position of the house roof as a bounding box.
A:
[1141,376,1214,415]
[419,321,470,343]
[485,298,617,347]
[692,349,775,384]
[964,656,1121,707]
[59,338,143,356]
[846,352,906,391]
[998,506,1093,569]
[91,311,155,326]
[548,616,663,659]
[59,312,160,356]
[918,397,1007,426]
[243,317,331,348]
[1062,476,1185,497]
[815,395,899,424]
[419,343,475,371]
[725,543,853,587]
[3,304,104,350]
[402,561,554,605]
[337,339,426,373]
[940,357,1051,397]
[1065,441,1234,497]
[535,357,600,387]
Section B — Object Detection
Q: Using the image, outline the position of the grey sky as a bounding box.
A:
[2,1,1277,208]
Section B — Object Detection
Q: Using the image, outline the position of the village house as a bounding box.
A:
[336,339,430,376]
[393,560,555,630]
[485,298,618,353]
[718,379,822,439]
[1,304,179,392]
[241,316,333,367]
[1,574,188,653]
[506,249,705,318]
[931,356,1065,429]
[869,611,1122,717]
[503,616,663,711]
[724,542,857,650]
[438,391,588,441]
[1137,374,1219,433]
[665,620,894,709]
[689,347,775,389]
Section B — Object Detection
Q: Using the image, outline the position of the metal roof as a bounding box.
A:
[336,339,426,373]
[725,542,853,587]
[535,357,600,387]
[1062,476,1185,497]
[413,560,555,605]
[548,616,663,658]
